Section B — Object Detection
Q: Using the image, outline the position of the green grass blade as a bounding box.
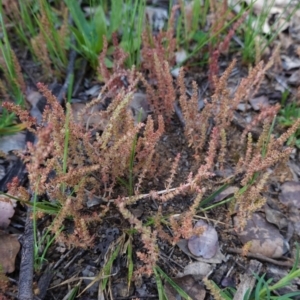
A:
[200,182,230,208]
[254,273,266,300]
[155,266,192,300]
[126,237,133,291]
[291,243,299,273]
[153,266,166,300]
[65,0,89,34]
[0,191,61,214]
[110,0,123,35]
[101,244,121,290]
[92,5,107,52]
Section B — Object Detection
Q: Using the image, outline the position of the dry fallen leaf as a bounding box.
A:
[129,93,150,123]
[145,6,168,32]
[187,220,219,259]
[290,10,300,41]
[180,262,212,280]
[264,203,288,230]
[164,275,206,300]
[72,102,107,130]
[281,55,300,70]
[288,209,300,238]
[0,232,20,273]
[279,181,300,208]
[0,197,15,229]
[213,186,238,203]
[287,70,300,86]
[249,95,270,111]
[0,132,26,154]
[230,0,296,34]
[277,181,300,238]
[177,239,225,264]
[234,259,262,300]
[26,90,43,124]
[72,93,150,129]
[234,213,289,258]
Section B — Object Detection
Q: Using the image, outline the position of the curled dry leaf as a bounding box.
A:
[0,232,20,273]
[72,102,108,130]
[264,203,288,230]
[281,55,300,70]
[0,197,15,229]
[278,181,300,238]
[234,213,289,258]
[249,95,270,111]
[26,90,43,123]
[279,181,300,208]
[187,220,219,259]
[180,262,212,280]
[287,70,300,86]
[287,210,300,238]
[129,93,150,123]
[213,186,238,203]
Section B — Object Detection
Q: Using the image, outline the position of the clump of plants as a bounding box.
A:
[4,31,300,276]
[2,3,300,299]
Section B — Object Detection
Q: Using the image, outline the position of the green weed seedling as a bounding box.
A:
[0,2,25,135]
[33,1,68,73]
[65,0,107,69]
[176,0,209,50]
[238,0,300,64]
[32,190,63,272]
[78,235,123,297]
[118,0,145,67]
[117,108,144,196]
[177,3,247,68]
[240,0,273,64]
[4,0,38,51]
[122,233,134,292]
[0,191,61,215]
[34,226,63,272]
[0,189,61,272]
[33,72,72,272]
[154,266,192,300]
[278,95,300,148]
[205,243,300,300]
[66,0,145,69]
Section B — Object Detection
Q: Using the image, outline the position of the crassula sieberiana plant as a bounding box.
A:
[4,34,300,276]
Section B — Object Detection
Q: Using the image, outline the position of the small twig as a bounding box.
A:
[37,264,54,299]
[18,198,35,300]
[159,252,184,270]
[72,59,87,96]
[226,247,295,268]
[63,249,85,269]
[56,48,77,103]
[52,248,75,269]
